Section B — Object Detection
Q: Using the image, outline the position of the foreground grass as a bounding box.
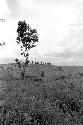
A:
[0,75,83,124]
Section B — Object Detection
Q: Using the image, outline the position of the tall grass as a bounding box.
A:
[0,65,83,124]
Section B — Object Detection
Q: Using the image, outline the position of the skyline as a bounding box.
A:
[0,0,83,65]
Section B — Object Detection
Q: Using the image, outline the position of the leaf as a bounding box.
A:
[15,58,19,62]
[21,52,24,55]
[31,45,36,48]
[17,41,20,44]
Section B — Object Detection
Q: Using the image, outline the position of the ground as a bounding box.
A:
[0,63,83,124]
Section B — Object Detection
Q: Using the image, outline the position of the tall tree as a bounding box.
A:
[15,20,39,79]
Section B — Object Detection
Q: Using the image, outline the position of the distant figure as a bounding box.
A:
[35,61,37,64]
[32,61,33,64]
[50,63,51,65]
[41,71,45,77]
[41,61,42,65]
[47,63,49,65]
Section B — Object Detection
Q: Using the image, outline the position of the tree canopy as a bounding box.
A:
[15,20,39,79]
[16,20,39,64]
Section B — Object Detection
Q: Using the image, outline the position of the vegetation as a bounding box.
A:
[0,65,83,124]
[0,20,83,125]
[15,20,39,79]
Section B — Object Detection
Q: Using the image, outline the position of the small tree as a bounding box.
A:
[15,20,39,79]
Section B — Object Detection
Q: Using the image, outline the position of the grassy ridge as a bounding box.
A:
[0,64,83,124]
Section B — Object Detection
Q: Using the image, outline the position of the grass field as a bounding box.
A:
[0,63,83,124]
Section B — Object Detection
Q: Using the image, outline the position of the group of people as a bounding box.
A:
[31,61,51,65]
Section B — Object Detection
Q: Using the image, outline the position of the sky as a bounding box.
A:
[0,0,83,65]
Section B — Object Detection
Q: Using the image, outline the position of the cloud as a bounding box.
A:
[45,45,83,60]
[41,47,83,65]
[0,0,10,18]
[7,0,19,18]
[33,0,83,5]
[6,0,39,19]
[6,0,81,20]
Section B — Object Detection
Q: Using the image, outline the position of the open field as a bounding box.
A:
[0,63,83,124]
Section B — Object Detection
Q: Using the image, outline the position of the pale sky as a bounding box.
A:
[0,0,83,65]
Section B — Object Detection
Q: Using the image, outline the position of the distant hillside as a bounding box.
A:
[0,62,83,81]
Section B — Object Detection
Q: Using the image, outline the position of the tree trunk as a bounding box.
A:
[21,65,25,79]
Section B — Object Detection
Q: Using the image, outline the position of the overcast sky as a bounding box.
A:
[0,0,83,65]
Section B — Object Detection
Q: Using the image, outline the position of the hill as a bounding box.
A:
[0,63,83,124]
